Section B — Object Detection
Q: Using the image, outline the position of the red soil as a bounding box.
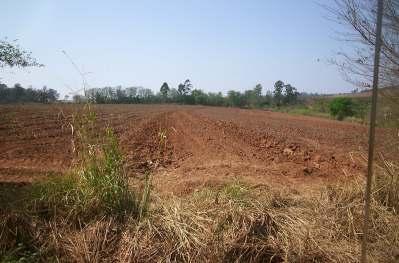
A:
[0,104,368,193]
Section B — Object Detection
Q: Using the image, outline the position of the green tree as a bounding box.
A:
[284,84,298,105]
[177,79,192,96]
[207,92,224,106]
[273,80,284,106]
[13,83,24,101]
[264,90,273,106]
[329,97,355,121]
[0,39,43,68]
[168,88,179,101]
[191,89,207,105]
[177,79,193,104]
[0,83,59,103]
[244,89,255,107]
[253,83,263,107]
[160,82,170,100]
[47,88,59,103]
[254,83,262,97]
[227,90,244,107]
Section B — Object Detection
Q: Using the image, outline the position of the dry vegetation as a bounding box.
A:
[1,172,398,262]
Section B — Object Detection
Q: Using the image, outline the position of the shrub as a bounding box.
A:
[30,106,139,221]
[30,128,137,221]
[78,127,136,215]
[329,97,355,120]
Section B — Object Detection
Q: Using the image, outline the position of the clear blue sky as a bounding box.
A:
[1,0,353,97]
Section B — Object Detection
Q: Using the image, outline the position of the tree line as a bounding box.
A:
[0,39,297,108]
[82,79,300,108]
[0,83,59,103]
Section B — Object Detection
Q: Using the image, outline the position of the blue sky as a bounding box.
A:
[1,0,353,97]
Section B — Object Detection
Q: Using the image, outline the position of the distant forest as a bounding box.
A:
[77,79,305,108]
[0,83,59,103]
[0,79,307,108]
[0,80,371,121]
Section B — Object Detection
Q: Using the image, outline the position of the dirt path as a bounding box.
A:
[0,104,368,192]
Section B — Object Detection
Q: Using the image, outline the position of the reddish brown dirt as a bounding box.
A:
[0,104,368,193]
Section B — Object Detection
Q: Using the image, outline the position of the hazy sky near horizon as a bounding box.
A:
[2,0,354,97]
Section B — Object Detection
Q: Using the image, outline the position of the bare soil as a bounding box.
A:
[0,104,368,193]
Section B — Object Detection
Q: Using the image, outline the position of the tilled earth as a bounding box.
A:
[0,104,368,193]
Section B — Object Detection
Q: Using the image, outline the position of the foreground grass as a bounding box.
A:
[1,176,398,262]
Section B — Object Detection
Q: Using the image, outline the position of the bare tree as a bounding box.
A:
[327,0,399,87]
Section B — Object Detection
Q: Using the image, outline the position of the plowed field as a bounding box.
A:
[0,104,368,193]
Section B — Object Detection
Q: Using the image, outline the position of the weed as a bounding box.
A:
[30,110,137,222]
[222,181,249,202]
[138,172,152,220]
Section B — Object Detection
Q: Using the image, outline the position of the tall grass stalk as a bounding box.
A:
[139,172,152,220]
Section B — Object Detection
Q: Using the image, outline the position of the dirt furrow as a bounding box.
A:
[0,104,367,191]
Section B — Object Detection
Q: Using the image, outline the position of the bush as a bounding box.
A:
[329,97,355,120]
[30,106,139,221]
[78,127,136,215]
[30,127,137,221]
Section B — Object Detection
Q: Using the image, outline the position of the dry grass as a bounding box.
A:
[109,180,392,262]
[1,174,399,262]
[374,153,398,213]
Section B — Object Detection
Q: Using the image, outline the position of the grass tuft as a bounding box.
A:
[29,126,137,222]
